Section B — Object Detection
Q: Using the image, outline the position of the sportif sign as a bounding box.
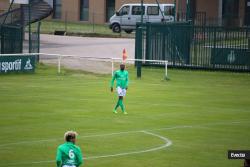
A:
[0,55,36,73]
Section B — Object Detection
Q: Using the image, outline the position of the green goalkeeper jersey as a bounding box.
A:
[110,70,129,89]
[56,142,83,167]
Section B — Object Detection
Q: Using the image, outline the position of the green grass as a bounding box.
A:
[0,64,250,167]
[33,20,134,38]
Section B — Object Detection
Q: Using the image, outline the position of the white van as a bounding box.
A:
[109,3,175,33]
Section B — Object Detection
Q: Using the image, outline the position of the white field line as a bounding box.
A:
[0,120,247,167]
[0,120,247,148]
[0,121,248,166]
[0,131,145,147]
[0,95,192,107]
[0,130,165,148]
[0,131,172,166]
[84,131,172,160]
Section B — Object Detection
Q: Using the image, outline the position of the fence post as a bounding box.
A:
[58,55,61,74]
[37,21,41,62]
[135,26,142,78]
[65,11,68,33]
[28,0,31,53]
[165,61,168,79]
[0,26,2,54]
[173,25,176,66]
[162,31,166,61]
[145,23,150,61]
[92,12,95,33]
[212,27,217,68]
[111,59,114,76]
[174,0,176,21]
[248,38,250,49]
[20,26,24,55]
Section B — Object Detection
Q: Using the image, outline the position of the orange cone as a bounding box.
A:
[122,48,127,62]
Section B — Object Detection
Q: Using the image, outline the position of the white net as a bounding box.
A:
[39,53,168,78]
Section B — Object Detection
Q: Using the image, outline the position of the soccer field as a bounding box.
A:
[0,64,250,167]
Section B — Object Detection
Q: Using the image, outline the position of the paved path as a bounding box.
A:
[39,34,135,74]
[40,34,135,58]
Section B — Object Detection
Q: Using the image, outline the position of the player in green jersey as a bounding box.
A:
[110,64,129,114]
[56,131,83,167]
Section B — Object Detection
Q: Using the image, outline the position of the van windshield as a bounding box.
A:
[119,6,130,16]
[164,6,174,16]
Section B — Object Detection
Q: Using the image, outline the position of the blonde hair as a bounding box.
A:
[64,131,78,142]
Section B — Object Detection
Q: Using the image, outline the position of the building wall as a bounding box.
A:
[239,0,245,26]
[196,0,218,19]
[176,0,186,12]
[53,0,106,24]
[89,0,105,24]
[115,0,174,10]
[1,0,246,26]
[195,0,245,26]
[0,0,20,13]
[50,0,177,24]
[48,0,248,25]
[61,0,79,22]
[0,0,9,13]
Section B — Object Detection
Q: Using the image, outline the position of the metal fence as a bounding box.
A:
[135,22,250,72]
[177,12,245,27]
[0,25,23,54]
[21,21,41,64]
[0,22,41,55]
[0,8,23,25]
[0,0,50,55]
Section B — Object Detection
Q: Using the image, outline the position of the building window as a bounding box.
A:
[222,0,239,18]
[147,6,159,16]
[53,0,61,19]
[222,0,239,26]
[106,0,115,22]
[245,0,250,25]
[80,0,89,21]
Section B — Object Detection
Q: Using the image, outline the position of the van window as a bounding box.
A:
[147,6,159,15]
[164,6,174,16]
[132,6,145,15]
[119,6,130,16]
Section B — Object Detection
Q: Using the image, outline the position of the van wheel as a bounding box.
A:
[112,24,121,33]
[125,30,133,34]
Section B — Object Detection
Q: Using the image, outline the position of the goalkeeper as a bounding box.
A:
[110,64,129,114]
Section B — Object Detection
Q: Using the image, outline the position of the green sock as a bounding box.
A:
[119,99,125,112]
[114,99,119,110]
